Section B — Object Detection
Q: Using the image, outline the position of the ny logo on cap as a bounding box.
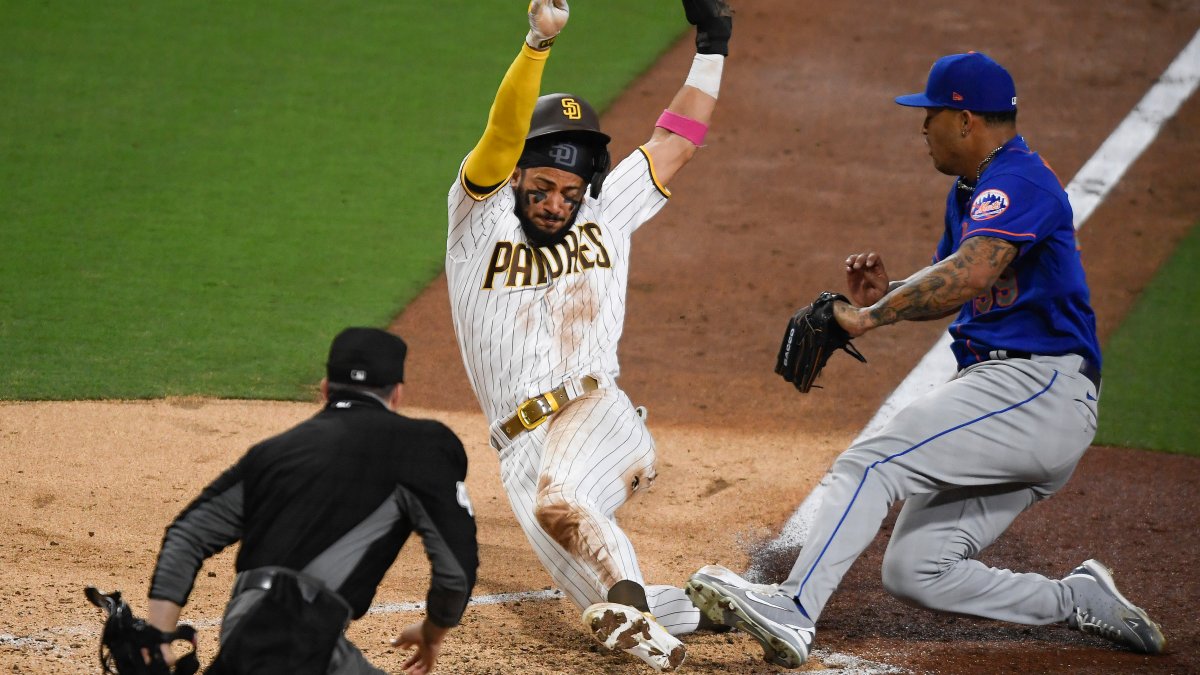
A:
[351,369,367,381]
[549,142,578,168]
[561,98,582,120]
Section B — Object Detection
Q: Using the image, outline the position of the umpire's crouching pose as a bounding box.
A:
[146,328,478,675]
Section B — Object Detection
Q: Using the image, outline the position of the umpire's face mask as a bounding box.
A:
[511,165,586,247]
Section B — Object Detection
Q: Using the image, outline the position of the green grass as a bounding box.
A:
[1093,224,1199,456]
[0,2,685,399]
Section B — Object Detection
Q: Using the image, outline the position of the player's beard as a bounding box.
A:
[513,185,580,247]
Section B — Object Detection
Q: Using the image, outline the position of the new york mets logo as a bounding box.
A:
[970,188,1010,221]
[561,98,582,120]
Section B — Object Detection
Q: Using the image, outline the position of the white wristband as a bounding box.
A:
[684,53,724,99]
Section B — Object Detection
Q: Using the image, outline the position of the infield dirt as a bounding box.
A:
[3,1,1198,673]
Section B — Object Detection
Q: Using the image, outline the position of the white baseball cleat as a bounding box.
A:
[693,564,781,595]
[686,565,814,669]
[583,602,686,672]
[1063,559,1166,654]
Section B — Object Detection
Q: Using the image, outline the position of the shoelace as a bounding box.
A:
[1074,607,1124,642]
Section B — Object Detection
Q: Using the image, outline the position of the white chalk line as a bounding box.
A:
[373,589,906,674]
[750,16,1200,643]
[1,586,903,674]
[0,589,569,660]
[368,587,566,616]
[811,649,908,674]
[9,27,1197,675]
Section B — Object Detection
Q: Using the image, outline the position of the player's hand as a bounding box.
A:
[527,0,569,51]
[682,0,732,56]
[391,620,449,675]
[845,252,889,307]
[139,643,177,668]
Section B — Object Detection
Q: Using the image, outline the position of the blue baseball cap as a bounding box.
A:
[895,52,1017,112]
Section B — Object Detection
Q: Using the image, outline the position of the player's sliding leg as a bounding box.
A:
[499,460,691,671]
[535,388,655,597]
[496,387,697,669]
[498,429,615,608]
[496,384,700,610]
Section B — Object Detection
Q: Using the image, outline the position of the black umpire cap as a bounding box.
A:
[326,327,407,386]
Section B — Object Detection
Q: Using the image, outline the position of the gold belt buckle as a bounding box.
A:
[516,394,558,430]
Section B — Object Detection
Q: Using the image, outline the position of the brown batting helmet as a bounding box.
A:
[522,93,611,198]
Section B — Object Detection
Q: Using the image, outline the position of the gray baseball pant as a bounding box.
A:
[779,353,1100,626]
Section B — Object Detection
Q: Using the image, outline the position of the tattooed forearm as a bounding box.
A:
[868,270,955,326]
[867,236,1018,327]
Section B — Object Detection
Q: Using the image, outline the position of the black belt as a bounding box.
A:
[986,350,1101,390]
[232,567,350,613]
[233,567,289,595]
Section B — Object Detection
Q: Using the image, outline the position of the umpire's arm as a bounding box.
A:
[146,461,246,636]
[405,425,479,627]
[642,0,732,185]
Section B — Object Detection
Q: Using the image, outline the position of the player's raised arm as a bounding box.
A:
[641,0,732,186]
[460,0,569,198]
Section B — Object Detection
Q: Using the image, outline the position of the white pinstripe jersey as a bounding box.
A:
[446,147,669,424]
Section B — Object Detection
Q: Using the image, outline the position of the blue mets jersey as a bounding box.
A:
[934,135,1101,370]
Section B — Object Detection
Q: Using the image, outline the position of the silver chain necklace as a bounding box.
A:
[956,144,1005,196]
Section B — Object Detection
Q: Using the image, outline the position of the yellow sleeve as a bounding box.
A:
[461,44,550,198]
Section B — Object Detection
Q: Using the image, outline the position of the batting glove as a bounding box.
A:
[682,0,733,56]
[527,0,569,50]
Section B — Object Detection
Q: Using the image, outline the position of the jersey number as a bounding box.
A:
[974,267,1018,314]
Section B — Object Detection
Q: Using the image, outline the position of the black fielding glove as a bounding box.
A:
[682,0,733,56]
[775,292,868,393]
[84,587,200,675]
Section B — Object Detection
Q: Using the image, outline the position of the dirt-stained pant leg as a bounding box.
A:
[498,387,653,608]
[779,355,1098,625]
[538,387,655,593]
[498,387,701,634]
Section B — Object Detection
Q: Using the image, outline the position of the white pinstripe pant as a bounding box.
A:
[496,386,701,635]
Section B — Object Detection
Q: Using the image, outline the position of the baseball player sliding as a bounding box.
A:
[444,0,733,670]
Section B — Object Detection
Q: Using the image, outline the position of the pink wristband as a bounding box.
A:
[655,110,708,146]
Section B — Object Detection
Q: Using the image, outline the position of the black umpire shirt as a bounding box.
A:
[148,390,478,627]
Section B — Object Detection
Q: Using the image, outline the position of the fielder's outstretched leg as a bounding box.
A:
[882,484,1075,624]
[782,358,1095,622]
